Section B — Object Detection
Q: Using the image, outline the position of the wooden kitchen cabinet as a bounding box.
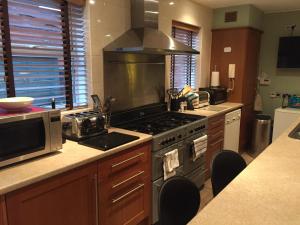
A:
[5,163,98,225]
[98,142,151,225]
[211,27,261,150]
[205,114,225,178]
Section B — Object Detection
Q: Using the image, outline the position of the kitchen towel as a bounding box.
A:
[192,135,208,161]
[163,149,179,180]
[211,71,220,87]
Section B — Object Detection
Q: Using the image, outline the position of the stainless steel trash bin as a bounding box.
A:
[250,114,272,156]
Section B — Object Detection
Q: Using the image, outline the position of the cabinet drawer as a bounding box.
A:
[100,177,150,225]
[206,139,224,178]
[98,142,151,180]
[208,128,224,144]
[208,138,224,150]
[208,115,225,130]
[109,169,145,194]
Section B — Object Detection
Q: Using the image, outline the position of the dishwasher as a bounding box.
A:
[224,109,241,152]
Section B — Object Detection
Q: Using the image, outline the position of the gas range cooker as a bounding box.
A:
[112,104,208,224]
[111,104,207,151]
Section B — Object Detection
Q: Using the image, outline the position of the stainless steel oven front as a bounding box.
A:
[0,110,62,168]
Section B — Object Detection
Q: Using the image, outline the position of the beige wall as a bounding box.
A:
[213,4,263,30]
[86,0,213,104]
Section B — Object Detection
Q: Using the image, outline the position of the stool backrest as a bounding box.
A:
[211,150,247,196]
[159,176,200,225]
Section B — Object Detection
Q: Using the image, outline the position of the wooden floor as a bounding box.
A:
[199,152,254,211]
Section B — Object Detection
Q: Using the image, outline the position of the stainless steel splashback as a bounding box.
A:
[104,53,165,112]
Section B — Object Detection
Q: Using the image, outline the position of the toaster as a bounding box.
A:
[62,111,106,141]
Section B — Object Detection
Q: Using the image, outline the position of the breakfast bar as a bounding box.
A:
[189,117,300,225]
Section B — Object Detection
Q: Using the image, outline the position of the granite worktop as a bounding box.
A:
[189,116,300,225]
[0,128,152,195]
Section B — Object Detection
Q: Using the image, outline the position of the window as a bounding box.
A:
[170,21,199,89]
[0,0,88,109]
[0,13,5,98]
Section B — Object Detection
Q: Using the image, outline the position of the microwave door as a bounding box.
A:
[0,113,51,167]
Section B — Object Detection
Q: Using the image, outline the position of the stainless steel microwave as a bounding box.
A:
[0,110,62,168]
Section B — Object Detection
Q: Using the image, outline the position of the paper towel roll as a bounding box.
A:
[211,71,220,87]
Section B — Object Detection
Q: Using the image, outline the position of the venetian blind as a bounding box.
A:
[4,0,87,109]
[69,3,87,107]
[0,0,6,98]
[170,25,199,89]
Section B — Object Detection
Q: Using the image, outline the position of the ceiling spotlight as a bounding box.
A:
[89,0,96,5]
[169,1,175,5]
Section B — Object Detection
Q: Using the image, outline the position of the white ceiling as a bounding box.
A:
[192,0,300,13]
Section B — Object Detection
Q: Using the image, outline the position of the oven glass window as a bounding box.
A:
[0,118,46,161]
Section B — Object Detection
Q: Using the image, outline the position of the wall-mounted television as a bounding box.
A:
[277,36,300,68]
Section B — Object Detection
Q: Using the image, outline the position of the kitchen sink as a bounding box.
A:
[201,105,229,112]
[289,123,300,140]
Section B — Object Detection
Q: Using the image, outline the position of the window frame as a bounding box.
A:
[170,21,200,90]
[0,0,87,109]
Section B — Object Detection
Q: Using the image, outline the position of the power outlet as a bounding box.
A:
[260,78,271,86]
[269,92,281,98]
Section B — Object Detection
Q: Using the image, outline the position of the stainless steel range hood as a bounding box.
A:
[103,0,199,55]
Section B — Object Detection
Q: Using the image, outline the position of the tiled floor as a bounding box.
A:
[199,152,254,211]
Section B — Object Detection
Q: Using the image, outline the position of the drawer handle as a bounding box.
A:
[111,152,144,169]
[112,171,145,189]
[112,183,144,204]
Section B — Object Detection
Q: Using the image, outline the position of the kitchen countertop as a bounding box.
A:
[189,116,300,225]
[0,128,152,195]
[184,102,243,118]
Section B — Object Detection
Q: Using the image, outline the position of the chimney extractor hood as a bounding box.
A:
[103,0,199,55]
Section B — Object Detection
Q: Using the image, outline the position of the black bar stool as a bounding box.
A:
[211,150,247,196]
[158,176,200,225]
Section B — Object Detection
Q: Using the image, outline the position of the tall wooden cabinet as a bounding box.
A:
[210,27,262,150]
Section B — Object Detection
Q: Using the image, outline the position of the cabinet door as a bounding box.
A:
[98,143,151,225]
[0,196,7,225]
[206,139,224,178]
[6,163,98,225]
[239,104,255,150]
[206,115,225,178]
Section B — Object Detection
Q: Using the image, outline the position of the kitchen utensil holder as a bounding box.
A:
[170,97,187,111]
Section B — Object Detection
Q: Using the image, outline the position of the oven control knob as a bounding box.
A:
[172,137,175,141]
[178,134,182,139]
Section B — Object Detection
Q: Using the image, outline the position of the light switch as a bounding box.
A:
[224,47,232,53]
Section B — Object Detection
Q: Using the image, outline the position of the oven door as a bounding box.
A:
[183,133,206,175]
[0,112,51,167]
[152,141,185,181]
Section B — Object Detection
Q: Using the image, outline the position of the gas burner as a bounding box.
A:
[116,111,206,135]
